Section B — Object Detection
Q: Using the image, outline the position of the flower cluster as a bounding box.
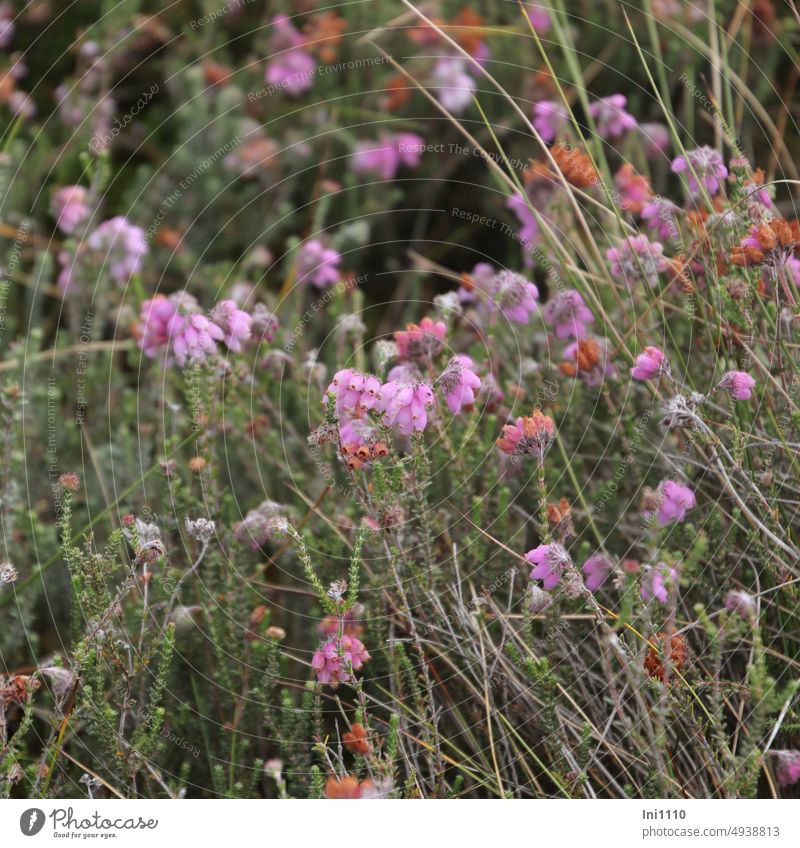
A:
[137,292,259,366]
[311,634,371,687]
[351,133,424,180]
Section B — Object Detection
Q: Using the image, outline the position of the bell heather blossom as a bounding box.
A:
[543,289,594,339]
[641,563,678,603]
[526,543,571,590]
[171,312,225,366]
[377,381,435,435]
[641,198,681,241]
[311,634,371,687]
[351,133,424,180]
[437,355,481,414]
[325,369,382,416]
[582,554,612,591]
[137,292,227,366]
[295,239,341,288]
[50,185,90,234]
[250,303,279,342]
[724,590,756,621]
[671,146,728,195]
[524,4,551,30]
[338,416,376,450]
[394,317,446,361]
[533,100,569,143]
[496,410,555,459]
[588,94,637,139]
[87,216,148,283]
[656,480,696,525]
[719,370,755,401]
[631,346,667,381]
[265,14,315,96]
[606,235,670,287]
[210,300,252,352]
[638,122,670,159]
[772,750,800,788]
[431,56,476,113]
[487,269,539,323]
[137,295,179,358]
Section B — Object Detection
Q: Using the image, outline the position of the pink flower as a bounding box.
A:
[719,370,755,401]
[724,590,756,621]
[170,312,225,366]
[526,543,571,590]
[351,133,424,180]
[431,56,476,113]
[606,235,670,287]
[295,239,341,288]
[50,185,90,234]
[339,416,376,449]
[543,289,594,339]
[506,193,539,261]
[638,122,670,159]
[87,216,148,283]
[588,94,637,139]
[137,295,179,358]
[656,480,696,525]
[631,346,667,380]
[671,146,728,195]
[394,317,446,361]
[377,381,435,435]
[772,750,800,788]
[582,555,612,591]
[488,269,539,323]
[641,198,681,242]
[311,634,371,687]
[137,291,225,366]
[437,355,481,414]
[265,14,315,96]
[325,369,382,417]
[641,563,678,604]
[524,4,551,30]
[211,300,252,353]
[533,100,569,143]
[351,138,399,180]
[395,133,425,167]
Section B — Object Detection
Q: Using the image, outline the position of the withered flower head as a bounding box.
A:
[644,631,688,682]
[551,144,599,189]
[343,721,372,755]
[731,219,798,268]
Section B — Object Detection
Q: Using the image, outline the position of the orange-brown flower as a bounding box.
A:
[383,74,411,110]
[202,61,233,88]
[547,498,574,541]
[497,409,555,458]
[451,7,485,55]
[644,631,688,682]
[551,144,598,189]
[304,11,348,64]
[0,674,40,705]
[343,722,372,755]
[325,775,374,799]
[731,219,798,268]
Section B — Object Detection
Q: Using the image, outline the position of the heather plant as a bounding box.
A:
[0,0,799,803]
